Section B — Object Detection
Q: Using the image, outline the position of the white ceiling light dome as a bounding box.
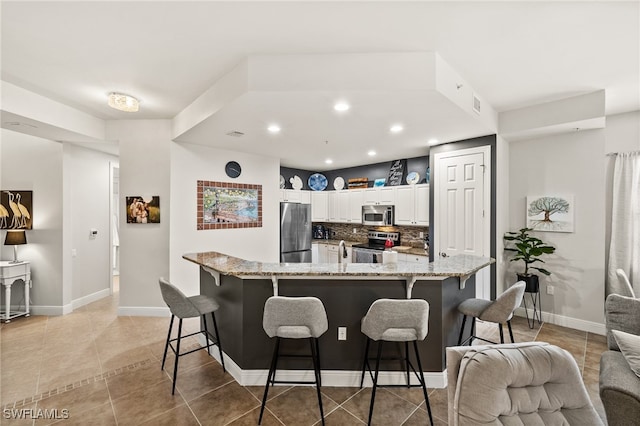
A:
[333,102,350,112]
[267,124,281,133]
[390,124,404,133]
[108,92,139,112]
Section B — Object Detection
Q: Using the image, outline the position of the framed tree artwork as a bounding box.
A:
[197,181,262,230]
[526,195,574,232]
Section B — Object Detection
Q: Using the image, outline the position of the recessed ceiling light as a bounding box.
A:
[390,124,404,133]
[325,159,333,164]
[333,102,350,112]
[108,92,139,112]
[368,150,376,156]
[428,139,439,146]
[267,124,281,133]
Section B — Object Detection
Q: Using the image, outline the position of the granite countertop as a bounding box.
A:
[313,239,429,256]
[182,251,493,278]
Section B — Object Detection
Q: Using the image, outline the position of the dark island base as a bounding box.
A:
[200,271,475,382]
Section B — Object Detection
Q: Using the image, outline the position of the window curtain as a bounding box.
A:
[607,151,640,297]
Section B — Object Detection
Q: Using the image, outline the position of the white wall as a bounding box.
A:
[1,129,64,311]
[107,120,172,315]
[604,110,640,267]
[509,129,606,331]
[169,142,280,296]
[64,144,117,302]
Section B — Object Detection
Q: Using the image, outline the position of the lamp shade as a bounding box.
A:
[4,230,27,245]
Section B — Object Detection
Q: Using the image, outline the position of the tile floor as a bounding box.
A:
[1,283,608,425]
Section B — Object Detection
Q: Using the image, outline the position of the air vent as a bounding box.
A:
[472,95,481,114]
[225,130,245,137]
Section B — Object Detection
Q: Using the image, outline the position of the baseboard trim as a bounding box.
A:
[514,307,606,335]
[117,306,170,317]
[72,288,110,310]
[30,304,72,316]
[197,335,447,389]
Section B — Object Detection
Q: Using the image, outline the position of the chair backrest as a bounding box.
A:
[158,277,200,318]
[615,269,636,298]
[263,296,328,338]
[605,293,640,350]
[479,281,526,323]
[361,298,430,341]
[446,343,603,426]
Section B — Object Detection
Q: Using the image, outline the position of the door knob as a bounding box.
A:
[440,252,448,258]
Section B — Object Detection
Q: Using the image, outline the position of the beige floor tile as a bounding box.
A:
[105,360,169,400]
[224,406,284,425]
[341,388,417,426]
[320,386,363,405]
[47,402,116,426]
[260,386,338,426]
[138,404,200,426]
[188,382,261,426]
[315,407,365,425]
[402,407,447,426]
[0,402,38,426]
[34,380,110,424]
[2,374,41,405]
[111,379,184,426]
[245,385,293,402]
[417,388,448,421]
[174,359,234,402]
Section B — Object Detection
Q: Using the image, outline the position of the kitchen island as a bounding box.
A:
[183,251,493,388]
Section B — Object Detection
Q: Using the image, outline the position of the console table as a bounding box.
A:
[0,260,31,323]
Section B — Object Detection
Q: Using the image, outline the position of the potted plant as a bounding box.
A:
[504,227,556,293]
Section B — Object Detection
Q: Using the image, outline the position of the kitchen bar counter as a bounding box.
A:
[182,251,490,278]
[183,251,493,388]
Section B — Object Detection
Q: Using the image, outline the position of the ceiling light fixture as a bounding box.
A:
[108,92,139,112]
[428,139,439,146]
[325,159,333,164]
[267,124,281,133]
[390,124,404,133]
[333,102,350,112]
[368,150,376,156]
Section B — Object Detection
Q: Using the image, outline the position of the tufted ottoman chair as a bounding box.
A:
[446,342,603,425]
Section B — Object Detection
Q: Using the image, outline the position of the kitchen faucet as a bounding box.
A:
[338,240,347,263]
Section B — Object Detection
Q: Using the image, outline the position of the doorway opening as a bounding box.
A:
[109,162,120,295]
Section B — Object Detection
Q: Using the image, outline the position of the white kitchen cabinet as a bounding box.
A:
[394,184,429,226]
[362,187,396,205]
[328,190,362,223]
[280,189,311,204]
[327,244,352,263]
[311,191,329,221]
[314,243,329,263]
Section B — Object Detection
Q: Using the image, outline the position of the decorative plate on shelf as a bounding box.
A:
[279,175,285,189]
[333,176,345,190]
[308,173,328,191]
[406,171,420,185]
[290,175,303,190]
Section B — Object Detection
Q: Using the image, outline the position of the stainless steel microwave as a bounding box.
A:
[362,205,395,226]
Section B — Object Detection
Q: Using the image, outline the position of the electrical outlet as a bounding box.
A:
[546,285,555,295]
[353,228,357,234]
[71,249,77,257]
[419,231,424,238]
[338,327,347,341]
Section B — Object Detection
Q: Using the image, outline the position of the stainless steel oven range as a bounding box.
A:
[352,231,400,263]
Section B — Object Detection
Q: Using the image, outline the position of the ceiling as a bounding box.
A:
[1,1,638,169]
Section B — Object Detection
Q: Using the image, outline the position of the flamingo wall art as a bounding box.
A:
[1,190,32,230]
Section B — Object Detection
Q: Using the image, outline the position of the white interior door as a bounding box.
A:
[434,146,490,299]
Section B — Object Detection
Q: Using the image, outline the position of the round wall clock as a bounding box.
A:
[225,161,241,178]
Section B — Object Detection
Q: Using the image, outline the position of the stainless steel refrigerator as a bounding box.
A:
[280,202,312,263]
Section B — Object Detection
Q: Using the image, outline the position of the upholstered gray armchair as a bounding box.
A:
[447,342,603,425]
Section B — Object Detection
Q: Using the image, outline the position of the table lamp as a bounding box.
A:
[4,230,27,263]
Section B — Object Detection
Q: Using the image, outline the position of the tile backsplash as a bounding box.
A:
[313,222,428,248]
